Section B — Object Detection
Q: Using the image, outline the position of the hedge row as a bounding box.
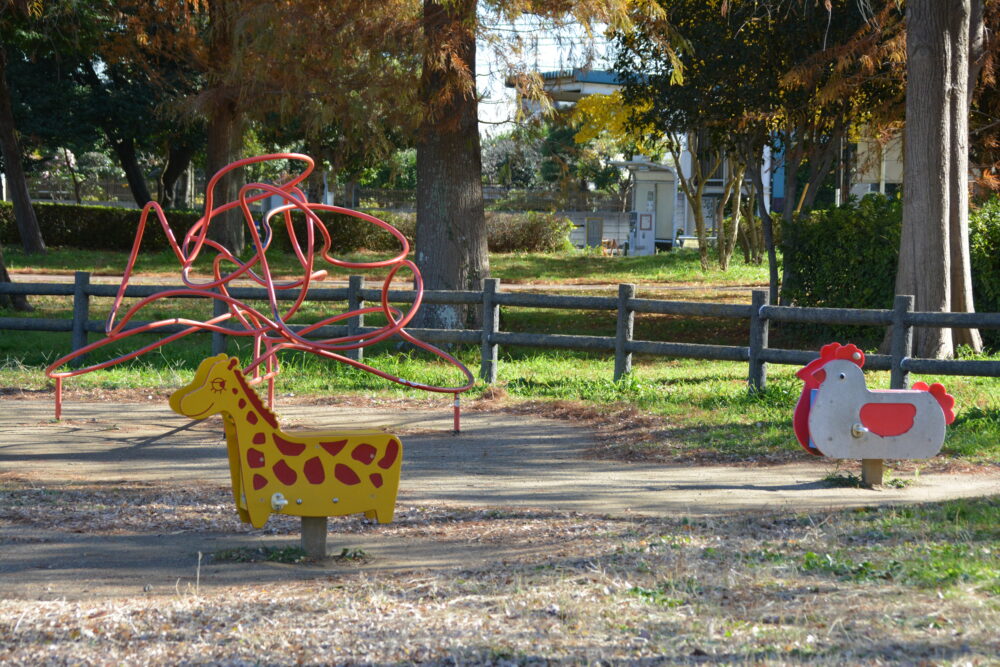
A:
[0,202,200,251]
[782,193,1000,346]
[0,202,573,254]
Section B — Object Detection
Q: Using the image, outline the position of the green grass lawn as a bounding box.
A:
[2,246,998,467]
[4,245,772,286]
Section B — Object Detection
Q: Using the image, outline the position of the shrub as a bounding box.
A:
[0,202,571,255]
[0,201,199,251]
[486,211,573,253]
[970,198,1000,346]
[782,193,902,311]
[265,209,416,253]
[784,194,1000,349]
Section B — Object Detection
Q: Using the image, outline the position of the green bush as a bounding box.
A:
[784,193,1000,349]
[782,193,902,311]
[0,201,200,251]
[265,209,416,253]
[0,202,572,255]
[970,198,1000,347]
[486,211,573,253]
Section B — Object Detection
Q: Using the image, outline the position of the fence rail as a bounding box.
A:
[2,271,1000,391]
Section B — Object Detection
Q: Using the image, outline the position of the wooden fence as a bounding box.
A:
[2,271,1000,392]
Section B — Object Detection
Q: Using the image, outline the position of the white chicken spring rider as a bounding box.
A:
[794,343,956,464]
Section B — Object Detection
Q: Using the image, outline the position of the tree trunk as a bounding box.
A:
[62,148,82,204]
[778,126,804,304]
[951,0,984,351]
[414,0,489,329]
[749,161,779,303]
[160,142,194,209]
[718,158,745,271]
[896,0,963,358]
[204,0,245,255]
[797,118,844,212]
[110,136,152,207]
[0,48,44,255]
[205,100,244,255]
[0,239,30,311]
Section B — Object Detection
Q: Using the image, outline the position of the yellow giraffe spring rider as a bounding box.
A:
[170,355,403,552]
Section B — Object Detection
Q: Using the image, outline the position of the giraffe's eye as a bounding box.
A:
[210,378,226,392]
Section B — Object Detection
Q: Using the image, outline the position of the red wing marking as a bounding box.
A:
[273,434,306,456]
[252,474,268,491]
[320,439,347,457]
[377,439,400,469]
[859,403,917,437]
[352,444,377,465]
[335,463,361,486]
[246,447,266,469]
[252,433,266,445]
[246,412,258,425]
[303,457,325,485]
[369,473,383,488]
[272,460,297,486]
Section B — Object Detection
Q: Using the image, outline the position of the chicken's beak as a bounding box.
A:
[811,368,827,384]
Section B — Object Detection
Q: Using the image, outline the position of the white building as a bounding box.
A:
[533,69,771,253]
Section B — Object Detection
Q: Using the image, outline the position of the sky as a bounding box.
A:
[475,18,614,135]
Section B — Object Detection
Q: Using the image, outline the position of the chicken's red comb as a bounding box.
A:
[796,342,865,381]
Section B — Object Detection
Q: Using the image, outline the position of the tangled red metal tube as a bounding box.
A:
[46,153,475,426]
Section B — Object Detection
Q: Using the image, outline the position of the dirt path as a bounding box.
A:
[2,398,998,600]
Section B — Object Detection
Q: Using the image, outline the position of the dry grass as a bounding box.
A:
[1,477,999,664]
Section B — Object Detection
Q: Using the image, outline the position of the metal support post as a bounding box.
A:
[347,275,365,362]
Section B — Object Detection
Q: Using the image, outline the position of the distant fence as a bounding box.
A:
[2,272,1000,392]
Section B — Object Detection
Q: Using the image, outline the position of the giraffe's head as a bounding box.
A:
[169,354,242,420]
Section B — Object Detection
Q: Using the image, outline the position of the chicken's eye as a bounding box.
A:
[838,372,846,380]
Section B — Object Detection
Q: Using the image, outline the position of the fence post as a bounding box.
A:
[212,296,228,356]
[890,294,914,390]
[347,275,365,362]
[614,283,635,381]
[748,289,769,393]
[70,271,90,368]
[480,278,499,383]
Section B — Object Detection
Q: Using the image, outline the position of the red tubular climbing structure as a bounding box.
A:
[46,153,475,424]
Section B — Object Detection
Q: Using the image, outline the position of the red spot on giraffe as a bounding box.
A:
[352,444,377,465]
[273,434,305,456]
[231,387,238,394]
[272,460,297,486]
[378,439,399,469]
[238,398,247,409]
[246,448,265,468]
[253,474,268,490]
[303,457,325,485]
[369,473,383,488]
[246,412,258,425]
[320,439,347,457]
[335,463,361,486]
[252,432,266,445]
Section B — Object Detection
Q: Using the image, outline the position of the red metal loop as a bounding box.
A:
[47,153,474,417]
